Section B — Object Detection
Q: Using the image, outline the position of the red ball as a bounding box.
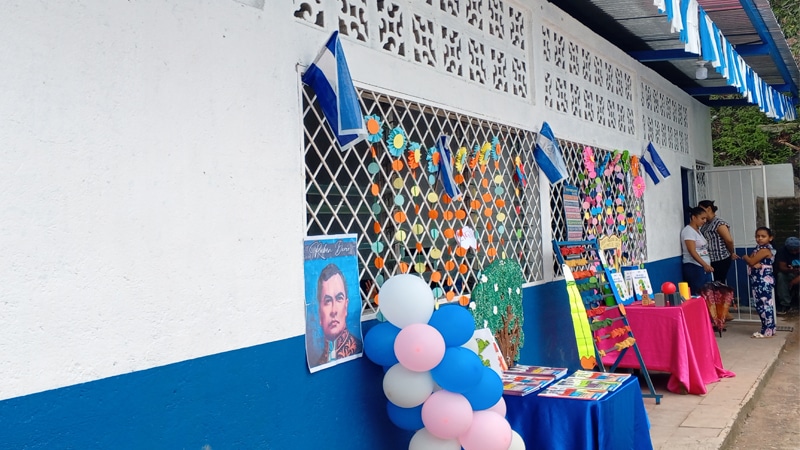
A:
[661,282,677,295]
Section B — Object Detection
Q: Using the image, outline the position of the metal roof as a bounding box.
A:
[546,0,800,109]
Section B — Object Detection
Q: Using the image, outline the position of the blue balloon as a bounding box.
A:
[427,304,475,347]
[430,346,484,393]
[386,401,424,431]
[364,322,401,367]
[462,367,503,411]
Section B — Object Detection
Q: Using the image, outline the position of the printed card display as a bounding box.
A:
[610,272,635,305]
[463,327,508,377]
[624,268,653,300]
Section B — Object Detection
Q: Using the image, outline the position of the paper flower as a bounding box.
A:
[478,142,492,165]
[386,127,407,157]
[583,146,596,178]
[632,175,645,198]
[455,146,468,173]
[491,136,501,160]
[406,142,422,170]
[364,115,384,143]
[427,147,440,173]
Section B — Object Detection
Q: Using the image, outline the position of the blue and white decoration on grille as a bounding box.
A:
[302,31,368,151]
[654,0,796,121]
[437,135,463,201]
[533,122,569,185]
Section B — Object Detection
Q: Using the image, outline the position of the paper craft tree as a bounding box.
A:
[470,259,525,366]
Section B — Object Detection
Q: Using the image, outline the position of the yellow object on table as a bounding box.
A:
[678,282,691,300]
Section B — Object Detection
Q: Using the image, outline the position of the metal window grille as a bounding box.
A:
[550,140,648,274]
[302,85,544,318]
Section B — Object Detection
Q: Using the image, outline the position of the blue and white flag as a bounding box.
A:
[641,142,671,185]
[533,122,569,185]
[302,31,367,151]
[437,134,463,201]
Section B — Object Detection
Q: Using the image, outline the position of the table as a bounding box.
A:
[505,376,652,450]
[601,297,735,395]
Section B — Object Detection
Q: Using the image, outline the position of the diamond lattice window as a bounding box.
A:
[550,140,648,274]
[303,85,544,318]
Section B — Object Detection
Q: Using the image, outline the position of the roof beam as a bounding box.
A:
[738,0,799,99]
[684,83,793,97]
[697,98,753,107]
[629,44,769,62]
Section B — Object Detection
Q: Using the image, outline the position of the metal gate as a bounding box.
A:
[695,165,770,323]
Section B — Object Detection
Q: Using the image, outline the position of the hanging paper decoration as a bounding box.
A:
[455,226,478,250]
[632,176,645,198]
[386,127,408,157]
[562,264,597,369]
[478,142,492,166]
[426,147,440,173]
[583,146,596,178]
[407,142,422,170]
[455,146,467,173]
[365,115,384,143]
[490,136,501,161]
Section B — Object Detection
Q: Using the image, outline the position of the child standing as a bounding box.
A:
[742,227,777,338]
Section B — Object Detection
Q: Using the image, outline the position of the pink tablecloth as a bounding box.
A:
[601,297,735,395]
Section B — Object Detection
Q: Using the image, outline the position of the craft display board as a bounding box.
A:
[553,238,662,404]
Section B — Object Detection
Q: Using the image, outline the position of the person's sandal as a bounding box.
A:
[751,332,773,339]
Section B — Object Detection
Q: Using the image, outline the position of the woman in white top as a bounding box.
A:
[681,206,714,295]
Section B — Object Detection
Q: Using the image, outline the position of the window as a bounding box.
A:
[302,85,544,317]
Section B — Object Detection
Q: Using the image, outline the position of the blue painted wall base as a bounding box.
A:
[0,257,682,449]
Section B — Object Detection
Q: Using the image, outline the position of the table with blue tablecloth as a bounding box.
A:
[504,375,652,450]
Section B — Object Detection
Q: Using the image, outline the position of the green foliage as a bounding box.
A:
[711,105,796,166]
[709,3,799,168]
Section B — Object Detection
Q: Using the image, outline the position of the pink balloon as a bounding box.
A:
[458,411,512,450]
[421,391,474,439]
[395,324,446,372]
[484,397,507,417]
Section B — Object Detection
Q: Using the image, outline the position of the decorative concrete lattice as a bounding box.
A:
[641,80,689,154]
[293,0,529,100]
[541,23,636,136]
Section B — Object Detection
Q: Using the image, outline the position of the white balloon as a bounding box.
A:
[383,364,435,408]
[378,274,435,328]
[508,430,526,450]
[409,428,461,450]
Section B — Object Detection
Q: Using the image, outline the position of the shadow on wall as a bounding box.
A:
[519,257,682,370]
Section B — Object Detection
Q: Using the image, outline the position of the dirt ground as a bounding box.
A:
[727,312,800,450]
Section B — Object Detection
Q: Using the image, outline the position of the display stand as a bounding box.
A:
[553,238,663,404]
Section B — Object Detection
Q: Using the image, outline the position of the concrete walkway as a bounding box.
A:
[641,314,794,449]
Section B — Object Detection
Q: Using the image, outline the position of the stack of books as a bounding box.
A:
[501,365,569,397]
[538,370,631,401]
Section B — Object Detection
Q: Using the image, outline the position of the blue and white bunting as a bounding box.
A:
[658,1,796,121]
[436,135,463,201]
[301,31,367,151]
[533,122,569,185]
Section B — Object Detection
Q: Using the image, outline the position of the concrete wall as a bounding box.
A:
[0,0,704,447]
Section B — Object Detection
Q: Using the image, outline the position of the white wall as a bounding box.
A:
[0,0,310,400]
[0,0,711,400]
